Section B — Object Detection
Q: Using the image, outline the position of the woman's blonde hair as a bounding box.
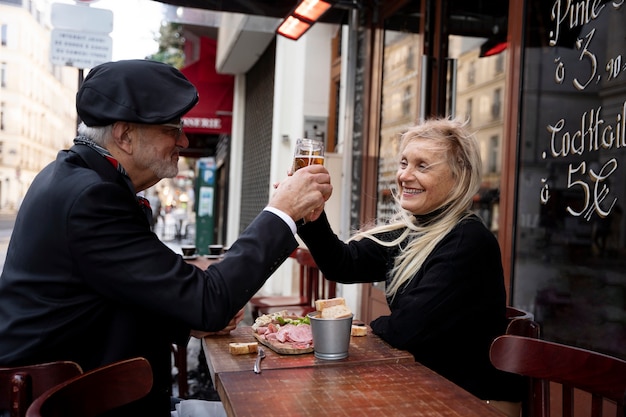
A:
[351,117,483,299]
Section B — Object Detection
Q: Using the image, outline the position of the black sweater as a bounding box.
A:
[299,212,524,401]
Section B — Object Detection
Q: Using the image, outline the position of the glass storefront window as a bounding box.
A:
[450,37,507,232]
[376,30,508,232]
[515,1,626,360]
[376,29,422,223]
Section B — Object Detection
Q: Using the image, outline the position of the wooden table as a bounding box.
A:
[216,362,506,417]
[202,325,415,388]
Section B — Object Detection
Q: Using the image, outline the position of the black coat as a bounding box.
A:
[0,144,297,416]
[298,212,523,401]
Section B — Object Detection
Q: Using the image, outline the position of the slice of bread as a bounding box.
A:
[315,297,347,312]
[320,304,352,319]
[228,342,258,355]
[351,325,367,336]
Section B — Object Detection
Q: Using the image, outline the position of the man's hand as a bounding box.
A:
[191,308,245,338]
[185,256,222,270]
[269,165,332,223]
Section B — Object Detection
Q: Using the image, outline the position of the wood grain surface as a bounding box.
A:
[202,326,414,387]
[217,362,506,417]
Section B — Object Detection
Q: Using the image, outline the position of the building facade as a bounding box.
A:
[4,0,606,364]
[0,0,78,211]
[162,0,626,364]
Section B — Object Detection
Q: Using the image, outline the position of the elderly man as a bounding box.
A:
[0,60,331,416]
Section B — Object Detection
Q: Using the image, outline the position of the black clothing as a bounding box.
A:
[0,144,297,416]
[299,212,523,401]
[77,59,199,126]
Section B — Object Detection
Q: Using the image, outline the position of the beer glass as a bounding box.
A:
[292,138,325,172]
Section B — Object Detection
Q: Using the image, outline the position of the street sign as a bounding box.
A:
[50,3,113,33]
[50,29,112,69]
[50,2,114,69]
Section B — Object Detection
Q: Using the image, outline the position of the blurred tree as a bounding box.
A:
[147,22,185,68]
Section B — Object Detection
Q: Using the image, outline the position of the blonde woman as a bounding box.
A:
[298,118,523,415]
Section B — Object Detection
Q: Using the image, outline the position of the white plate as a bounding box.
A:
[182,254,199,260]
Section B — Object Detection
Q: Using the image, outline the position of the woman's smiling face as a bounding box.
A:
[396,139,456,215]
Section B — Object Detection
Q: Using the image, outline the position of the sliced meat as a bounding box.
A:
[287,324,313,343]
[275,324,313,344]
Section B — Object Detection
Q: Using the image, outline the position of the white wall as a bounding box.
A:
[268,24,360,313]
[223,21,361,314]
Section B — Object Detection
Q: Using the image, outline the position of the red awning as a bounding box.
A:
[180,38,234,135]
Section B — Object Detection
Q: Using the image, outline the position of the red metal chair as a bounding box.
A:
[295,247,336,306]
[25,357,152,417]
[490,335,626,417]
[252,248,336,318]
[0,361,83,417]
[249,248,313,318]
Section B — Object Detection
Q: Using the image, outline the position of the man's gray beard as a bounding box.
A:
[152,161,178,179]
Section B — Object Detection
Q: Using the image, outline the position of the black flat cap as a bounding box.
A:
[77,59,199,127]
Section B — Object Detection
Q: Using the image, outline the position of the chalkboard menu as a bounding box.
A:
[513,1,626,359]
[350,16,368,231]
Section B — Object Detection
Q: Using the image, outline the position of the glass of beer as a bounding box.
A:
[292,138,325,172]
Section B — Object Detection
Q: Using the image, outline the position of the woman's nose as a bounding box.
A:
[397,168,413,182]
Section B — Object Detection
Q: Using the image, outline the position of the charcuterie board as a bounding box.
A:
[252,332,314,355]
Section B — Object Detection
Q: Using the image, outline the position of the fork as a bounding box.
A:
[253,347,266,374]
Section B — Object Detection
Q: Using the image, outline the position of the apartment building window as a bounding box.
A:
[491,88,501,120]
[466,98,473,123]
[488,135,499,173]
[0,102,4,130]
[495,53,504,73]
[468,61,476,85]
[406,46,415,70]
[1,24,7,46]
[403,86,412,116]
[0,63,5,87]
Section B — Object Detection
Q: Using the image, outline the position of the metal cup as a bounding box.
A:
[307,311,353,360]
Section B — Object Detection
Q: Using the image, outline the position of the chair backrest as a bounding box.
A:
[25,357,153,417]
[293,248,313,301]
[505,306,540,339]
[505,306,540,338]
[503,310,541,417]
[295,248,336,304]
[0,361,83,417]
[506,306,534,321]
[506,317,541,339]
[490,335,626,417]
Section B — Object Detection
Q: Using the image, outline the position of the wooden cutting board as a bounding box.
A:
[253,332,314,355]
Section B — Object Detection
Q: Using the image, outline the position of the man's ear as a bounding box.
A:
[111,121,133,154]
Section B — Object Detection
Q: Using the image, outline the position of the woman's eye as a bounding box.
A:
[399,160,408,168]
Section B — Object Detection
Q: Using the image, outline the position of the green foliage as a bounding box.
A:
[146,22,185,68]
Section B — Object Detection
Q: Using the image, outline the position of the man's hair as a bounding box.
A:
[77,122,113,147]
